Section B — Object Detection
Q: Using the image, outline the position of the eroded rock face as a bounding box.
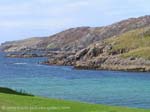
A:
[73,44,150,72]
[42,52,76,66]
[43,39,150,72]
[100,56,150,72]
[74,56,150,72]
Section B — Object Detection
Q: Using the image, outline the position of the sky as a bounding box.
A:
[0,0,150,43]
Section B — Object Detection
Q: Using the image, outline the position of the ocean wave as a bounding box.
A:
[13,63,28,65]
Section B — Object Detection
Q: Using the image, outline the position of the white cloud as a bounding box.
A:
[0,0,97,29]
[0,0,150,43]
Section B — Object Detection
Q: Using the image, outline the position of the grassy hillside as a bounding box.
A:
[0,93,150,112]
[106,27,150,59]
[0,87,33,96]
[122,47,150,60]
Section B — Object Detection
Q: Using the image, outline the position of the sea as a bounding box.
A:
[0,52,150,109]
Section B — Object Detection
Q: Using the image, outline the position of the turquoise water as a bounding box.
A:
[0,53,150,108]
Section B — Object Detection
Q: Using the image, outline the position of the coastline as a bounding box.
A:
[5,53,150,72]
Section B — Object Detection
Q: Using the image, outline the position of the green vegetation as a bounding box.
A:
[0,93,150,112]
[106,27,150,59]
[0,87,33,96]
[47,43,58,49]
[122,47,150,60]
[0,87,150,112]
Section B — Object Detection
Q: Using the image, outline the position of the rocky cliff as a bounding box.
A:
[44,26,150,72]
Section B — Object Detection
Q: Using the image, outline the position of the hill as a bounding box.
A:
[1,15,150,52]
[1,15,150,71]
[73,27,150,71]
[43,26,150,71]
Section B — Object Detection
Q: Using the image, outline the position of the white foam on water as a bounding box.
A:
[13,63,28,65]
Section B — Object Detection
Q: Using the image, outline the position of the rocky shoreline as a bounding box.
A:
[74,57,150,72]
[2,15,150,72]
[6,53,45,58]
[43,56,150,72]
[41,50,150,72]
[5,40,150,72]
[5,39,150,72]
[4,50,150,72]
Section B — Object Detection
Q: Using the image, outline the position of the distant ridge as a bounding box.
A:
[1,15,150,52]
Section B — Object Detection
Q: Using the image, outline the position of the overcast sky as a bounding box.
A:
[0,0,150,43]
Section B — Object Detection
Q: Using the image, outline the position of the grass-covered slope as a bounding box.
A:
[0,93,150,112]
[122,47,150,60]
[0,87,33,96]
[106,27,150,59]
